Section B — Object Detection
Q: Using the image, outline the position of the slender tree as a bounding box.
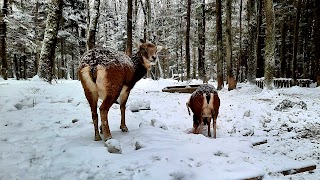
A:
[246,0,257,84]
[237,0,243,82]
[216,0,224,90]
[0,0,8,80]
[198,0,206,82]
[226,0,236,90]
[256,0,264,78]
[264,0,275,89]
[315,0,320,86]
[87,0,100,50]
[291,0,302,85]
[185,0,191,79]
[38,0,63,83]
[126,0,132,57]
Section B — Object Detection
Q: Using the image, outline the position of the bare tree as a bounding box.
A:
[246,0,257,84]
[185,0,191,80]
[226,0,236,90]
[315,0,320,86]
[126,0,132,57]
[264,0,275,89]
[198,0,206,82]
[291,0,302,85]
[216,0,223,90]
[0,0,8,80]
[87,0,100,50]
[38,0,63,83]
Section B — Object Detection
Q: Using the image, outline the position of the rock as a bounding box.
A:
[105,139,122,154]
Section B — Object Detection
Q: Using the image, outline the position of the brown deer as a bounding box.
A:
[186,84,220,138]
[78,39,161,141]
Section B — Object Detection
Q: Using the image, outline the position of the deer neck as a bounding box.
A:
[131,53,148,82]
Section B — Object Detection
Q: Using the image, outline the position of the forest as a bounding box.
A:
[0,0,319,89]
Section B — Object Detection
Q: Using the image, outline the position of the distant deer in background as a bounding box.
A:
[78,39,162,141]
[186,84,220,138]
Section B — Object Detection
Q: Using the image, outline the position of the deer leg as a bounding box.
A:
[84,90,101,141]
[213,113,218,139]
[193,115,200,134]
[99,97,114,141]
[207,118,212,137]
[119,86,130,132]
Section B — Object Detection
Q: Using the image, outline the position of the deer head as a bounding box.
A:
[136,39,162,70]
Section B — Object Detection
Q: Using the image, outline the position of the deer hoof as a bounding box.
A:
[95,135,102,141]
[120,126,128,132]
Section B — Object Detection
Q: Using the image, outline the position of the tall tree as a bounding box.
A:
[291,0,302,85]
[264,0,275,89]
[126,0,132,57]
[226,0,236,90]
[0,0,8,80]
[315,0,320,86]
[185,0,191,80]
[216,0,223,90]
[256,0,264,78]
[237,0,243,82]
[198,0,206,82]
[87,0,100,50]
[38,0,63,82]
[246,0,257,84]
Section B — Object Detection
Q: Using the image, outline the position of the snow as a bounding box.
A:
[0,77,319,180]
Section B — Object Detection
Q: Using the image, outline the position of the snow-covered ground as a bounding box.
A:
[0,77,319,180]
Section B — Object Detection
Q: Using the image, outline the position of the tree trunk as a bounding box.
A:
[185,0,191,80]
[315,0,320,86]
[38,0,63,83]
[14,54,19,80]
[237,0,243,82]
[126,0,132,57]
[292,0,302,85]
[0,0,8,80]
[34,0,40,74]
[256,0,264,78]
[216,0,224,90]
[192,47,196,79]
[226,0,236,90]
[280,20,287,78]
[246,0,257,84]
[87,0,100,50]
[264,0,275,89]
[198,0,206,82]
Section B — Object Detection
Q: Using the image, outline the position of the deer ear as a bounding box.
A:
[157,46,163,52]
[133,40,141,49]
[140,39,145,43]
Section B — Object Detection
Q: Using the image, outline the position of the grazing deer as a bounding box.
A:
[186,84,220,138]
[78,39,161,141]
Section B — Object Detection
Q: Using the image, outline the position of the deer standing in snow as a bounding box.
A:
[78,40,161,141]
[186,84,220,138]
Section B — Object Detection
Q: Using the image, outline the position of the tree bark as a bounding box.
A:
[315,0,320,86]
[38,0,63,83]
[0,0,8,80]
[280,20,287,78]
[264,0,275,89]
[246,0,257,84]
[87,0,100,50]
[126,0,132,57]
[226,0,236,90]
[185,0,191,80]
[291,0,302,85]
[256,0,264,78]
[237,0,243,82]
[216,0,224,90]
[198,0,206,82]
